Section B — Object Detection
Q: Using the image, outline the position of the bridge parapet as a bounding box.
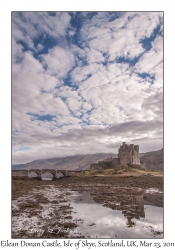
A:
[12,169,81,179]
[12,170,29,177]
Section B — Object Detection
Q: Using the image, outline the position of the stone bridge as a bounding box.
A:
[12,169,82,180]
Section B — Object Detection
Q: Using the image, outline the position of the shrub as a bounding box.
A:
[90,170,99,175]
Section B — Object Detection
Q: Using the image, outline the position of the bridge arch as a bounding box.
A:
[28,169,42,179]
[41,172,53,180]
[56,171,65,178]
[28,172,38,178]
[41,169,56,180]
[12,169,69,180]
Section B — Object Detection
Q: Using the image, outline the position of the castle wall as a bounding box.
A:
[132,145,140,164]
[90,143,141,171]
[111,158,120,167]
[90,158,120,171]
[118,142,140,166]
[119,151,132,165]
[90,163,103,171]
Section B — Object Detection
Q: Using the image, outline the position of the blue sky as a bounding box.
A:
[12,12,163,164]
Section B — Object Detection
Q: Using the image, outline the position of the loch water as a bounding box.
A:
[69,190,163,238]
[12,186,163,238]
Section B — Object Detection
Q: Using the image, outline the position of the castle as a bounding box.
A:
[118,142,140,165]
[90,142,143,171]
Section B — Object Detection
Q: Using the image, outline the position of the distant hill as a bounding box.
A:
[140,148,163,171]
[12,164,26,170]
[12,153,118,171]
[12,149,163,171]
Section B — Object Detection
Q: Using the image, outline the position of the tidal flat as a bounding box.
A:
[12,175,163,238]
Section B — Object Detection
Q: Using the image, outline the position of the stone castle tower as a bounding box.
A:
[118,142,140,166]
[90,142,142,171]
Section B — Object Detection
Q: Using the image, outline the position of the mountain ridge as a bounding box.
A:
[12,148,163,171]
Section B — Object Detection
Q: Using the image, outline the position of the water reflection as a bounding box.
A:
[122,193,145,227]
[12,185,163,239]
[69,189,163,238]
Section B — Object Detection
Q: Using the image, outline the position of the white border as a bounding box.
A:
[1,0,175,248]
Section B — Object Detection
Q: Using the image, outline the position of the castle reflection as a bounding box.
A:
[121,192,145,227]
[90,187,163,228]
[121,190,163,227]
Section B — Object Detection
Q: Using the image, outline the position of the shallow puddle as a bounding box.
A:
[12,186,163,238]
[69,191,163,238]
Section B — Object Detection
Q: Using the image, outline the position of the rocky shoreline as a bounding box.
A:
[12,175,163,238]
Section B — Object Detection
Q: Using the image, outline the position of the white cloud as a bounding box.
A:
[54,85,80,99]
[41,46,75,78]
[80,12,163,63]
[70,63,101,83]
[108,29,145,61]
[12,12,71,48]
[83,102,93,111]
[12,12,163,164]
[66,97,83,114]
[125,12,162,41]
[135,37,163,74]
[70,44,86,59]
[135,36,163,88]
[37,43,44,51]
[86,48,105,64]
[12,38,23,63]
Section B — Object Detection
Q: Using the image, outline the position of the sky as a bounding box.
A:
[12,11,163,164]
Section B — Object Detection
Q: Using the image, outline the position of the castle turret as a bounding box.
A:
[118,142,140,166]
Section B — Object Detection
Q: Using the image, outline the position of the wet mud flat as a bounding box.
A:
[12,175,163,238]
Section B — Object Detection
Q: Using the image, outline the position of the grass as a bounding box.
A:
[84,170,91,175]
[103,168,114,173]
[78,167,163,177]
